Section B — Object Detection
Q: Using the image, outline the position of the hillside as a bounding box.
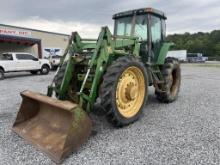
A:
[167,30,220,60]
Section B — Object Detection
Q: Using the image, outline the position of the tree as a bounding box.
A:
[167,30,220,57]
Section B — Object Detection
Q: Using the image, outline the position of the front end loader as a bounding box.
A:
[12,8,181,163]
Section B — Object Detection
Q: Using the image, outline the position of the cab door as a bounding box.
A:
[15,54,29,70]
[15,54,39,71]
[27,54,40,70]
[149,14,166,62]
[133,14,148,62]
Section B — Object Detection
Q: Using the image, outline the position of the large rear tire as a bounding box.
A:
[100,56,148,127]
[155,57,181,103]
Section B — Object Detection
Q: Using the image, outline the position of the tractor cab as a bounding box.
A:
[113,8,167,62]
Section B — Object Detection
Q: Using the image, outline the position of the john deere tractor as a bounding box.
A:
[12,8,181,163]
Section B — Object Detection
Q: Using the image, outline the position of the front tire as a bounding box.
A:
[40,65,50,75]
[0,69,4,80]
[100,56,148,127]
[155,57,181,103]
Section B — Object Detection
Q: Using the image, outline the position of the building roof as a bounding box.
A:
[113,7,167,20]
[0,23,70,37]
[2,52,36,54]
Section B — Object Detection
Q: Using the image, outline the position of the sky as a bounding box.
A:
[1,0,220,38]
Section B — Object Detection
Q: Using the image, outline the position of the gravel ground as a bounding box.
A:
[0,66,220,165]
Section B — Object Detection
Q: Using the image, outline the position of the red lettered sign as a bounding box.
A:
[0,28,31,37]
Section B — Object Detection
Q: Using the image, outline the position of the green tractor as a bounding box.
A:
[12,8,181,163]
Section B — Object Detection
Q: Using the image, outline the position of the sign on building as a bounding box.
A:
[43,48,62,58]
[0,28,32,37]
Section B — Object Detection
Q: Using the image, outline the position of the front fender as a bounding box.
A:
[40,60,51,69]
[156,42,174,65]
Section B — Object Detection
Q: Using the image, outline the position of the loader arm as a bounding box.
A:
[47,26,140,112]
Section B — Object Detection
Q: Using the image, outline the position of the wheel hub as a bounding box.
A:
[116,66,146,118]
[43,68,47,73]
[125,83,137,101]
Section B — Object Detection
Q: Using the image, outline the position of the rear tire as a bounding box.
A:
[100,56,148,127]
[40,65,50,75]
[155,57,181,103]
[0,69,4,80]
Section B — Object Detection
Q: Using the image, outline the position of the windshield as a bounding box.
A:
[114,14,165,42]
[115,15,148,41]
[0,54,13,61]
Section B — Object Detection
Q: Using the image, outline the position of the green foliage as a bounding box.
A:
[167,30,220,59]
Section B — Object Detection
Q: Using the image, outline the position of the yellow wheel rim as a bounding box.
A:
[116,66,146,118]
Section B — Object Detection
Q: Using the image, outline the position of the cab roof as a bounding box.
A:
[113,7,167,20]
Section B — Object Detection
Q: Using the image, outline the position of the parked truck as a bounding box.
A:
[187,53,208,63]
[0,52,51,80]
[48,55,62,70]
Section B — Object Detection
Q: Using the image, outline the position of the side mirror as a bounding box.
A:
[33,58,39,61]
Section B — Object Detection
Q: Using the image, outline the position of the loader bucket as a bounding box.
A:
[12,90,92,163]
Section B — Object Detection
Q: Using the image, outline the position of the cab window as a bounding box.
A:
[0,54,13,60]
[16,54,35,60]
[115,17,132,36]
[134,15,148,41]
[151,15,162,43]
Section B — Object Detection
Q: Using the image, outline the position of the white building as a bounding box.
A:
[0,24,70,58]
[167,50,187,62]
